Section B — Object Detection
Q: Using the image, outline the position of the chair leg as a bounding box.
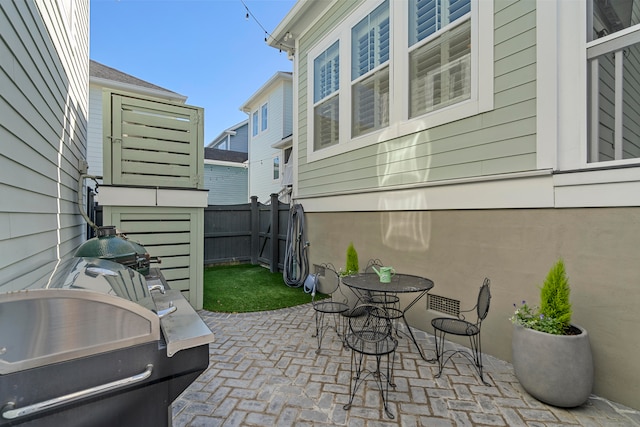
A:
[313,311,346,354]
[344,350,395,419]
[432,327,491,386]
[374,353,395,419]
[344,348,364,411]
[469,333,490,386]
[313,310,324,353]
[382,353,395,419]
[433,327,446,379]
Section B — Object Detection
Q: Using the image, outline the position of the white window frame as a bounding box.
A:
[261,103,269,132]
[306,0,493,163]
[252,111,259,137]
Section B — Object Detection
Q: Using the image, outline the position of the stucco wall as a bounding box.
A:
[304,207,640,410]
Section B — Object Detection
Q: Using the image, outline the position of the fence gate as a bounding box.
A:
[100,89,206,309]
[103,92,203,189]
[204,195,289,272]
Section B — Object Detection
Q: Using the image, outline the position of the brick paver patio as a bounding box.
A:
[172,304,640,426]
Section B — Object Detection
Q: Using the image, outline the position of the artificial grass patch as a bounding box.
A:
[203,264,313,313]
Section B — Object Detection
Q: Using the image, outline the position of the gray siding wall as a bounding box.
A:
[283,83,293,137]
[295,0,537,198]
[229,123,249,153]
[0,0,89,290]
[248,80,290,202]
[87,85,104,177]
[204,164,248,205]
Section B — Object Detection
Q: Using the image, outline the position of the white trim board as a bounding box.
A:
[294,168,640,212]
[97,186,209,208]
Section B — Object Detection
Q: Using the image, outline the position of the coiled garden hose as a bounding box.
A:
[283,203,309,288]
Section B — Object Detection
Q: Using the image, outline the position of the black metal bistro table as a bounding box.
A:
[341,273,434,361]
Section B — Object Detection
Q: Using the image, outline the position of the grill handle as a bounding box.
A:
[2,364,153,420]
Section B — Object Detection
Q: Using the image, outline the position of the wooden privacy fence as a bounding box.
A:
[204,194,290,272]
[92,194,290,273]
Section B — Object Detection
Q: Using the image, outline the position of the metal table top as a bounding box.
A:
[341,273,434,294]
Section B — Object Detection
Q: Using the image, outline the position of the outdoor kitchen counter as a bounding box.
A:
[147,268,215,357]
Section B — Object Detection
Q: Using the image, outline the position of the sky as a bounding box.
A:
[90,0,296,144]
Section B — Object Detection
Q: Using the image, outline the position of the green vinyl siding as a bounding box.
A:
[104,91,204,189]
[295,0,537,199]
[295,0,362,177]
[103,207,204,308]
[0,0,89,290]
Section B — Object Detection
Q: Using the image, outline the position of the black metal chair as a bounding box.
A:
[308,263,350,354]
[431,278,491,386]
[363,258,403,337]
[343,304,398,419]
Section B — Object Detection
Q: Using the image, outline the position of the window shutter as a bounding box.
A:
[409,19,471,118]
[315,41,340,103]
[314,96,339,150]
[410,0,470,46]
[449,0,471,22]
[352,0,389,80]
[410,0,438,46]
[444,21,471,101]
[351,0,390,137]
[314,41,340,150]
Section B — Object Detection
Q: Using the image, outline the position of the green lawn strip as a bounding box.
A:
[203,264,316,313]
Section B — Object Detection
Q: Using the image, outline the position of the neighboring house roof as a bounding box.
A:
[204,148,248,164]
[239,71,292,113]
[271,133,293,150]
[89,60,187,103]
[207,119,249,148]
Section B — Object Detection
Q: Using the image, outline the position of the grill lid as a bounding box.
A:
[0,257,161,375]
[74,226,152,274]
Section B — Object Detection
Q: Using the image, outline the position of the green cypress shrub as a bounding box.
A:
[539,258,572,332]
[345,242,359,275]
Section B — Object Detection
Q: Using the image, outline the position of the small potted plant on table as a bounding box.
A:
[510,259,593,407]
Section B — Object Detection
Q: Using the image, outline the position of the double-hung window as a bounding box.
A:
[408,0,471,118]
[261,103,268,131]
[587,0,640,163]
[313,41,340,150]
[273,154,280,181]
[351,0,390,137]
[252,111,259,137]
[307,0,489,160]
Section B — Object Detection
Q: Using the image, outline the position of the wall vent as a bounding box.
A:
[427,294,460,317]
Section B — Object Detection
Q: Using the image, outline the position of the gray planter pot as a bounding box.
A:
[511,323,593,407]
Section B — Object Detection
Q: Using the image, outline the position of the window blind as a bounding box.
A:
[313,41,341,149]
[351,0,390,137]
[351,0,389,80]
[314,41,340,103]
[409,19,471,117]
[409,0,470,46]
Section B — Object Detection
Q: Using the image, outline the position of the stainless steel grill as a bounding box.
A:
[0,257,214,426]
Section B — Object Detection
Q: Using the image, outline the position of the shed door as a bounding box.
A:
[105,92,203,188]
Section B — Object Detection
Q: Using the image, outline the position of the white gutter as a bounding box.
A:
[204,159,249,168]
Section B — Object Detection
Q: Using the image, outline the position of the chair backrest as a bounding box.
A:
[348,304,393,345]
[310,263,348,304]
[363,259,384,273]
[477,278,491,321]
